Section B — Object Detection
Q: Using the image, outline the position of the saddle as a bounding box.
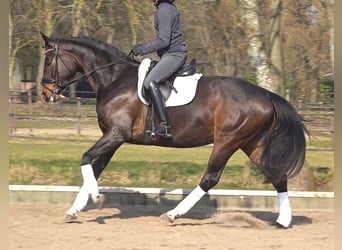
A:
[142,58,197,102]
[138,58,202,144]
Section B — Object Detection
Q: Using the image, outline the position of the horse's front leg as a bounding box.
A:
[64,132,123,222]
[64,150,116,221]
[161,144,232,222]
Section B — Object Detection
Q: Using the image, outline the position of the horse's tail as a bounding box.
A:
[260,92,309,185]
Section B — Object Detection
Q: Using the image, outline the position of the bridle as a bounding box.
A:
[41,39,133,99]
[41,39,66,97]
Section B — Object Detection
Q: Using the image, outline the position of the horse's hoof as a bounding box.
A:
[276,216,291,228]
[160,212,175,223]
[93,194,105,210]
[269,220,292,229]
[64,213,78,223]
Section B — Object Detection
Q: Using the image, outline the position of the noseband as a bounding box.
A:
[41,40,133,98]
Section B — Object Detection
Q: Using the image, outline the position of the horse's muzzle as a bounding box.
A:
[41,93,51,104]
[40,93,65,104]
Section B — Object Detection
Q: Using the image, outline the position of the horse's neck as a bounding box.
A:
[75,50,117,91]
[67,39,134,92]
[83,57,136,92]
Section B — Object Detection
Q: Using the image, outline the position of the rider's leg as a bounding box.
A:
[143,52,187,137]
[147,81,171,137]
[143,52,187,89]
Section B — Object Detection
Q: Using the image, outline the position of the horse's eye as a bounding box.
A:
[45,55,53,66]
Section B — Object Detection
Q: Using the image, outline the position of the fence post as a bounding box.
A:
[28,89,33,133]
[330,115,334,149]
[77,97,82,134]
[9,94,17,134]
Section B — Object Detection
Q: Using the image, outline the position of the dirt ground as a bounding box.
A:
[9,204,334,250]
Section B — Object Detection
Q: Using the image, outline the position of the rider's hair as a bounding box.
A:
[156,0,176,4]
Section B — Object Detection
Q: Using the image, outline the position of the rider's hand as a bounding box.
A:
[131,44,143,56]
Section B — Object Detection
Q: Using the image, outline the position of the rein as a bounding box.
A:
[41,40,132,95]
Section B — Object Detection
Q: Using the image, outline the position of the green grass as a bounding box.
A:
[9,136,334,190]
[9,101,334,190]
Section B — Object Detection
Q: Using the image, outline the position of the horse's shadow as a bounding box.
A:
[86,207,217,225]
[83,188,218,224]
[247,210,313,227]
[86,208,313,228]
[82,189,313,227]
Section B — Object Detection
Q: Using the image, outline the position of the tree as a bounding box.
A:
[280,0,333,101]
[9,1,38,89]
[268,0,284,95]
[33,0,61,95]
[325,0,334,74]
[239,0,279,93]
[9,0,333,102]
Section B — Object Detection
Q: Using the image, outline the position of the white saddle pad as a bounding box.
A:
[138,58,203,107]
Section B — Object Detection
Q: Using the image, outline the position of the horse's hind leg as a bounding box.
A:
[161,143,234,222]
[273,179,292,228]
[245,146,292,228]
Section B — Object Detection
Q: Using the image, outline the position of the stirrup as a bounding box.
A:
[155,124,172,138]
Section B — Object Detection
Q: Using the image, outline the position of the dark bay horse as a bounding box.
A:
[40,32,308,228]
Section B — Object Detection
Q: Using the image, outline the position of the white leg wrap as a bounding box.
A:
[276,192,292,227]
[81,164,99,195]
[167,185,206,220]
[66,185,89,216]
[73,185,90,211]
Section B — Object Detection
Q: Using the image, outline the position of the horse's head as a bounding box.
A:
[40,32,78,103]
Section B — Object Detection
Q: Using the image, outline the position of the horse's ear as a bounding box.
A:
[40,31,53,48]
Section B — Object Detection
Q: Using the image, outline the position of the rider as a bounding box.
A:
[131,0,188,138]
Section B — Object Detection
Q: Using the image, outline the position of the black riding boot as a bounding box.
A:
[147,81,172,138]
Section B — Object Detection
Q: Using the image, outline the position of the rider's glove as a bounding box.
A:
[131,44,143,56]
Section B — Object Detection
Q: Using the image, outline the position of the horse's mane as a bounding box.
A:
[63,36,128,59]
